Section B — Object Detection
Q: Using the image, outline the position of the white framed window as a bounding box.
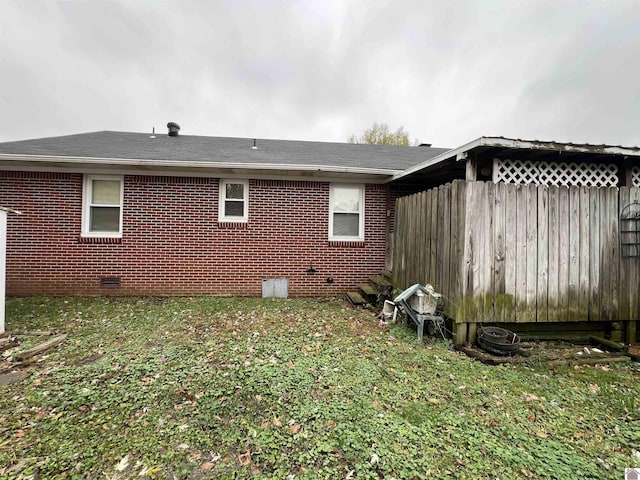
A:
[82,175,123,237]
[329,184,364,241]
[219,179,249,222]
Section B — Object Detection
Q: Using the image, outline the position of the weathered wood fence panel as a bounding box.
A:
[391,181,640,324]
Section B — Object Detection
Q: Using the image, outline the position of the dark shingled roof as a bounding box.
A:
[0,131,450,172]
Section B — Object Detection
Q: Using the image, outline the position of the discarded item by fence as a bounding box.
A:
[477,326,520,356]
[394,284,441,314]
[589,335,626,352]
[382,300,395,320]
[393,284,446,342]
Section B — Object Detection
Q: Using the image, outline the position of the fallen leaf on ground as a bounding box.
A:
[289,424,301,434]
[238,450,251,465]
[115,455,130,472]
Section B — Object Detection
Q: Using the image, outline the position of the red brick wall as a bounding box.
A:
[0,171,390,296]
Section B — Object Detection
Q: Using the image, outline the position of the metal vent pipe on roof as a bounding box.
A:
[167,122,180,137]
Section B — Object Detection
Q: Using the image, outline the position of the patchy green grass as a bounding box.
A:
[1,297,639,479]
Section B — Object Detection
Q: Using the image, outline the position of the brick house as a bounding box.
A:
[0,124,446,296]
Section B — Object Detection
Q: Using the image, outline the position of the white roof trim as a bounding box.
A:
[0,153,401,177]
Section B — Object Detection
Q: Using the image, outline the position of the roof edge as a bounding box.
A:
[392,136,640,181]
[0,153,401,177]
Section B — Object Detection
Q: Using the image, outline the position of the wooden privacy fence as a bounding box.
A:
[391,180,640,325]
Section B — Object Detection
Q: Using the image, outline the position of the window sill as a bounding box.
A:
[78,236,122,244]
[328,240,365,247]
[218,222,248,229]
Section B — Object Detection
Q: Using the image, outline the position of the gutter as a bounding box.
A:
[0,153,402,178]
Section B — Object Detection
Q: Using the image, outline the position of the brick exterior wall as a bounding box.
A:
[0,171,391,296]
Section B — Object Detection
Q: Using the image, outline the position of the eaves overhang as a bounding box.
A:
[0,154,400,184]
[392,136,640,182]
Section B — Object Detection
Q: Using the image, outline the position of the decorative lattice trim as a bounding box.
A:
[632,165,640,187]
[494,158,618,187]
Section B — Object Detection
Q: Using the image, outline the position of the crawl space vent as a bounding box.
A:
[100,277,121,288]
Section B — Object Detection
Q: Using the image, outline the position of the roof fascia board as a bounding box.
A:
[0,153,401,177]
[392,136,640,182]
[0,161,392,184]
[392,137,485,181]
[481,136,640,156]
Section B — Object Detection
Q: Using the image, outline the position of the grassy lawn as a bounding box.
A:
[1,297,639,479]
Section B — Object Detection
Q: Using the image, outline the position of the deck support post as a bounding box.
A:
[454,322,468,345]
[626,320,637,344]
[467,323,477,345]
[465,156,477,181]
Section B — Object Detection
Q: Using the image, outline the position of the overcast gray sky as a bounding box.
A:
[1,0,639,148]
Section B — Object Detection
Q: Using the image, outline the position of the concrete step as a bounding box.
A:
[359,283,377,299]
[346,291,368,306]
[370,275,393,290]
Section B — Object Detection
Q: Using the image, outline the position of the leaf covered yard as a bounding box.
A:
[1,297,639,479]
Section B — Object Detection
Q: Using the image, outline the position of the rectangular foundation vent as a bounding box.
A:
[100,277,121,288]
[262,278,288,298]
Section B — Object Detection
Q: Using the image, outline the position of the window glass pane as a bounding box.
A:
[225,200,244,217]
[90,207,120,232]
[226,183,244,200]
[333,213,359,237]
[92,180,121,205]
[333,186,359,212]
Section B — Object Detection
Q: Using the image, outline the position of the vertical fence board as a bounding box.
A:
[403,194,412,286]
[568,187,580,321]
[557,186,570,321]
[399,196,406,288]
[406,194,415,285]
[629,187,640,319]
[463,182,478,322]
[493,182,507,322]
[452,180,466,320]
[599,188,611,320]
[419,193,427,285]
[418,191,427,285]
[515,185,528,322]
[418,192,422,285]
[608,187,620,320]
[429,189,439,284]
[402,195,410,288]
[436,185,446,292]
[418,192,426,286]
[441,184,452,301]
[504,183,517,322]
[588,187,601,321]
[473,182,487,321]
[483,182,496,322]
[524,184,538,322]
[537,185,549,322]
[578,186,590,321]
[547,186,560,322]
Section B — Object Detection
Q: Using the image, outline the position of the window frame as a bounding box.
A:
[328,184,365,241]
[81,174,124,238]
[218,179,249,223]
